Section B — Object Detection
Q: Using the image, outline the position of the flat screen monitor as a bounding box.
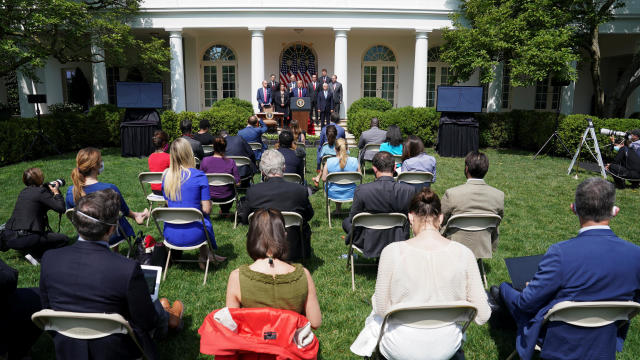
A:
[116,82,163,109]
[436,86,483,113]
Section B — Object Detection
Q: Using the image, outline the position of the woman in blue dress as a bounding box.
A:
[380,125,403,169]
[322,138,360,213]
[162,138,226,264]
[66,148,148,247]
[312,125,338,187]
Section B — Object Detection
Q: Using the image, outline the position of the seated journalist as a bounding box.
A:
[220,129,257,187]
[342,151,417,258]
[2,167,69,262]
[492,177,640,360]
[240,150,314,260]
[277,130,305,180]
[40,189,184,360]
[238,115,268,161]
[606,134,640,189]
[178,119,205,160]
[226,208,321,329]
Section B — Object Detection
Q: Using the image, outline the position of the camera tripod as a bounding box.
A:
[567,118,606,179]
[533,104,572,159]
[24,102,61,160]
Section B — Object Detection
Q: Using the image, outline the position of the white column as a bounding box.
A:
[560,61,577,115]
[250,27,265,113]
[91,42,108,105]
[17,71,36,118]
[168,29,186,112]
[486,62,503,112]
[412,31,429,108]
[334,28,349,118]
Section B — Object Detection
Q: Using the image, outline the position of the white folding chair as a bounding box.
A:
[396,171,434,186]
[319,155,336,193]
[296,141,307,174]
[506,301,640,360]
[373,302,478,359]
[194,156,201,168]
[392,154,403,168]
[32,309,148,359]
[324,171,362,228]
[248,142,263,151]
[151,207,216,285]
[443,213,502,288]
[347,212,407,291]
[138,172,166,227]
[65,208,132,257]
[360,143,381,176]
[227,156,255,188]
[283,173,303,184]
[202,144,214,156]
[248,211,307,259]
[206,173,239,229]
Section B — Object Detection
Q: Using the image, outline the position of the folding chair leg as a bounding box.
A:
[146,202,154,227]
[351,253,356,291]
[163,249,172,282]
[203,253,210,286]
[233,209,238,229]
[505,350,519,360]
[478,259,488,289]
[327,201,332,229]
[125,238,132,258]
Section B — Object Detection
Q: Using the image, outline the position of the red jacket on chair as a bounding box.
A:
[199,307,319,360]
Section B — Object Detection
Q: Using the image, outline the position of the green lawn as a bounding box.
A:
[1,147,639,360]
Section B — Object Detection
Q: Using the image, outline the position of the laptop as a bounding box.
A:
[141,265,162,302]
[504,254,544,291]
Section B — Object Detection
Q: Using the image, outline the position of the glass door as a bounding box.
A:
[362,63,397,106]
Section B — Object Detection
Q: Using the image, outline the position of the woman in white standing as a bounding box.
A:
[350,188,491,360]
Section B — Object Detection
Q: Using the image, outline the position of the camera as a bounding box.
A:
[48,178,66,188]
[600,128,627,137]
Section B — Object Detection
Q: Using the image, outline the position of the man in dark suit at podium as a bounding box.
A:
[317,82,334,128]
[291,80,307,98]
[307,74,320,125]
[330,75,343,116]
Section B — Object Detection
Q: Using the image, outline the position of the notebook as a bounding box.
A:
[141,265,162,302]
[504,254,544,291]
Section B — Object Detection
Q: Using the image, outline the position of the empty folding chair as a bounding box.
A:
[360,143,381,176]
[248,142,263,152]
[202,144,214,156]
[396,171,434,191]
[227,156,255,189]
[138,172,166,226]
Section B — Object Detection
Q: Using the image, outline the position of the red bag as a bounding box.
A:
[199,307,319,360]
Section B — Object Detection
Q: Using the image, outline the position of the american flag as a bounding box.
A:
[280,45,316,88]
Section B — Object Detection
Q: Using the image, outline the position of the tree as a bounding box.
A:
[0,0,170,81]
[441,0,635,117]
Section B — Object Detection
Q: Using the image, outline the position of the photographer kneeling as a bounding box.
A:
[606,135,640,189]
[1,168,70,263]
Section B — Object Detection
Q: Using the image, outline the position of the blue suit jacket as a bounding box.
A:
[291,87,308,98]
[256,87,272,110]
[316,122,346,164]
[501,228,640,360]
[238,119,268,160]
[225,135,256,177]
[316,90,333,111]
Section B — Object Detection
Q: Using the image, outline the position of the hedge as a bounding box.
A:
[0,104,122,166]
[347,97,392,123]
[347,97,640,158]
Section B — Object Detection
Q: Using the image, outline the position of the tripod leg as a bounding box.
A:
[39,132,61,154]
[568,127,590,175]
[533,133,557,159]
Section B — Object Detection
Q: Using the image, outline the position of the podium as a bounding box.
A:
[290,97,310,132]
[256,106,282,128]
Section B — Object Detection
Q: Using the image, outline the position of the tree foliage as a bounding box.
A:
[442,0,636,117]
[0,0,169,80]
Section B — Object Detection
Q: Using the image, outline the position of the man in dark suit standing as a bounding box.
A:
[342,151,417,258]
[494,177,640,360]
[268,74,279,94]
[307,74,320,125]
[291,80,308,98]
[241,150,314,259]
[330,75,343,116]
[316,82,333,129]
[256,80,272,112]
[39,189,184,360]
[220,130,257,186]
[320,69,330,84]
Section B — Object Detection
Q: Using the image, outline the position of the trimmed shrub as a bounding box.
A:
[200,104,252,136]
[347,109,385,140]
[477,112,517,149]
[379,107,440,147]
[211,98,254,115]
[347,97,392,121]
[48,103,85,114]
[160,111,199,141]
[86,105,125,145]
[557,115,640,157]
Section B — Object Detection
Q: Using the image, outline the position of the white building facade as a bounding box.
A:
[9,0,640,119]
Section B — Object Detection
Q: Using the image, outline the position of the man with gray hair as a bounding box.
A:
[357,117,387,164]
[492,178,640,360]
[240,150,314,259]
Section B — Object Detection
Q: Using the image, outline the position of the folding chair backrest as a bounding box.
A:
[139,172,164,185]
[397,171,434,184]
[393,154,403,166]
[206,173,236,187]
[248,142,262,151]
[151,208,204,225]
[385,303,478,330]
[352,212,407,230]
[283,173,303,184]
[202,144,214,154]
[326,171,362,185]
[446,213,502,231]
[296,141,306,149]
[321,155,335,166]
[544,301,640,328]
[195,157,201,167]
[227,156,252,168]
[363,143,381,154]
[65,208,75,223]
[281,211,303,228]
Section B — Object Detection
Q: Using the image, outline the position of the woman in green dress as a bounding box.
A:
[225,208,322,329]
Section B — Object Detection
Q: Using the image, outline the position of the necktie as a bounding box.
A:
[324,91,327,98]
[298,89,302,97]
[313,82,316,90]
[263,89,267,102]
[333,84,336,91]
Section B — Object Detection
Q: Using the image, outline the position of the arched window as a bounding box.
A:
[426,46,454,107]
[279,44,317,86]
[201,45,237,108]
[362,45,397,106]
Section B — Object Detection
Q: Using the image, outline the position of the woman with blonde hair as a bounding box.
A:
[351,188,490,359]
[66,148,148,246]
[321,138,359,213]
[162,138,225,263]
